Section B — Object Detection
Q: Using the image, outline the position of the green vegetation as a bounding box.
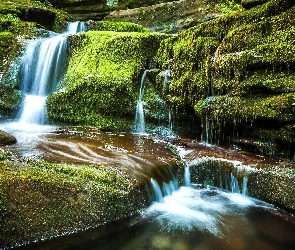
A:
[0,156,148,248]
[87,20,150,33]
[156,0,295,155]
[47,30,167,130]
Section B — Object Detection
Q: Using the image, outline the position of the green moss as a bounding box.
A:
[47,31,167,130]
[195,93,295,123]
[248,165,295,212]
[0,159,148,247]
[87,21,150,33]
[157,36,219,109]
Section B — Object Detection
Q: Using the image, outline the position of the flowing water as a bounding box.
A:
[133,70,148,134]
[15,22,86,128]
[20,177,295,250]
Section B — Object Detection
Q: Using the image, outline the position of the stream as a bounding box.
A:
[1,124,295,250]
[1,20,295,249]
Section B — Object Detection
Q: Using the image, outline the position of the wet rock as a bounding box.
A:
[20,7,55,30]
[0,130,16,145]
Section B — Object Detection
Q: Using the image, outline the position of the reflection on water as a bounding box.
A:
[23,186,295,250]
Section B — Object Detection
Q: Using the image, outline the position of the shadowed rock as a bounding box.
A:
[0,130,17,145]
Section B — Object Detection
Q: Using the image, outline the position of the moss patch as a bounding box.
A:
[0,158,148,248]
[47,30,167,130]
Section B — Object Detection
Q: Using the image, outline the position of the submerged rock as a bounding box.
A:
[0,130,16,145]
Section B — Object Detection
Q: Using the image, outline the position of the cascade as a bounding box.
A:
[150,177,178,202]
[67,21,87,34]
[133,70,148,134]
[17,22,86,126]
[184,166,191,186]
[150,178,164,202]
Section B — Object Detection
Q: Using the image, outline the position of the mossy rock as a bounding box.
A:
[0,84,22,117]
[87,20,150,33]
[188,156,295,213]
[0,159,150,248]
[104,0,243,33]
[248,165,295,213]
[241,0,269,9]
[0,130,17,145]
[47,30,167,130]
[48,0,173,21]
[195,93,295,123]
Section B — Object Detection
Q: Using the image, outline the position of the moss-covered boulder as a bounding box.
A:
[47,27,167,130]
[187,156,295,213]
[0,159,149,248]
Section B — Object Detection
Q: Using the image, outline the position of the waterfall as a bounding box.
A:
[17,22,86,127]
[184,166,191,186]
[150,177,178,202]
[133,70,148,134]
[151,178,164,202]
[67,21,87,34]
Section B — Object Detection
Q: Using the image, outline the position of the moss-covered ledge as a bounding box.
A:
[47,30,168,130]
[0,156,150,248]
[187,156,295,214]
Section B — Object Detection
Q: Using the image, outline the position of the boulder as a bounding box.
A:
[0,130,16,145]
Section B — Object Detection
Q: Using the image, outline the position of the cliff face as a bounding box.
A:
[156,0,295,157]
[48,0,173,20]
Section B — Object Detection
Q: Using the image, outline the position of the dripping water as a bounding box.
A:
[133,70,148,134]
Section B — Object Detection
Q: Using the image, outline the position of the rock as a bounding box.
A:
[0,130,16,145]
[241,0,269,9]
[104,0,228,33]
[20,7,56,30]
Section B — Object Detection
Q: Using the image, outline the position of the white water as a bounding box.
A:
[14,22,87,128]
[184,166,191,186]
[146,174,274,241]
[67,21,87,34]
[133,70,148,134]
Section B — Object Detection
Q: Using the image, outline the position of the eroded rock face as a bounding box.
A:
[0,130,16,145]
[104,0,236,33]
[156,0,295,157]
[48,0,173,20]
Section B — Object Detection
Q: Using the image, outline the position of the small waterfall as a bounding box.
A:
[162,60,171,94]
[66,21,87,34]
[150,177,178,202]
[17,22,86,126]
[184,166,191,186]
[230,173,240,193]
[151,178,163,202]
[133,70,148,134]
[18,35,68,125]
